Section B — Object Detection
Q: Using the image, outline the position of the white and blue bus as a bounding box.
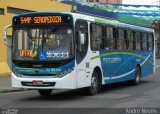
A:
[4,12,155,96]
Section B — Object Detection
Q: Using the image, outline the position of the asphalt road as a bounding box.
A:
[0,67,160,113]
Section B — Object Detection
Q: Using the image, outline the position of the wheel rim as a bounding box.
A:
[136,74,140,83]
[135,67,140,84]
[91,76,98,92]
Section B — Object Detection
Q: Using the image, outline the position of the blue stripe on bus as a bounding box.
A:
[13,59,75,75]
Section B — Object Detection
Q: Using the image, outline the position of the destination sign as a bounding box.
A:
[20,16,62,24]
[13,14,72,26]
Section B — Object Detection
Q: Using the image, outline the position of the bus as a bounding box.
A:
[3,12,155,96]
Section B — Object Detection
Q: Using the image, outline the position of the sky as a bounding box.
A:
[123,0,160,5]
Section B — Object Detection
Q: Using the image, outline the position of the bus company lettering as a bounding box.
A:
[103,57,121,63]
[46,51,68,58]
[20,50,37,57]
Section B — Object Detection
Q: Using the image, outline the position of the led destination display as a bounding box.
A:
[13,14,72,26]
[20,16,62,24]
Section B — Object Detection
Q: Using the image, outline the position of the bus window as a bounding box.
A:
[75,20,88,64]
[117,29,126,50]
[142,33,148,51]
[105,26,115,50]
[135,32,141,50]
[126,30,133,50]
[90,24,103,50]
[148,34,153,51]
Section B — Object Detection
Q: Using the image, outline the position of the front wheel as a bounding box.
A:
[87,71,99,95]
[38,89,52,96]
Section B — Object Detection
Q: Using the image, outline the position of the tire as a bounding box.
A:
[38,89,52,96]
[132,66,141,86]
[87,71,99,95]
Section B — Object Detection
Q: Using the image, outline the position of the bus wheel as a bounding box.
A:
[87,71,99,95]
[38,89,52,96]
[132,66,141,86]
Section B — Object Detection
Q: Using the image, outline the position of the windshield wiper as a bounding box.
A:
[41,30,45,52]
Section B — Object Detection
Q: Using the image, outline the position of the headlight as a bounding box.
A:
[12,70,23,77]
[12,68,74,78]
[56,67,74,78]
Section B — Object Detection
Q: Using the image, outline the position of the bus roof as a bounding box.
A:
[13,12,154,33]
[71,13,154,33]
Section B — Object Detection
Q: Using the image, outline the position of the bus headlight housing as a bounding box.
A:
[56,68,74,78]
[12,68,74,78]
[12,69,23,77]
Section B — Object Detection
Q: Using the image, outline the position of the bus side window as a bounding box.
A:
[135,32,141,51]
[142,33,148,51]
[105,26,115,50]
[90,24,103,51]
[75,20,88,64]
[148,33,153,51]
[117,28,126,50]
[126,30,133,50]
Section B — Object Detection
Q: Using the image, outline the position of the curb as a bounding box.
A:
[0,89,29,93]
[0,73,11,77]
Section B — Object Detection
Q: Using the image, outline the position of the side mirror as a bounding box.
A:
[3,24,12,47]
[3,30,7,43]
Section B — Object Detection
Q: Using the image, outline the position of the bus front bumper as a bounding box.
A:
[11,72,76,89]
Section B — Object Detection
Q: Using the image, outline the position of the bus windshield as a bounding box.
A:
[12,27,74,61]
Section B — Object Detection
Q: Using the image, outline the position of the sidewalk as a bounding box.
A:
[0,76,26,93]
[0,59,160,93]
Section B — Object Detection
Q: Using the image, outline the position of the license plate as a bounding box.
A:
[32,80,43,85]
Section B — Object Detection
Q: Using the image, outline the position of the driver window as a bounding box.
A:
[75,20,88,64]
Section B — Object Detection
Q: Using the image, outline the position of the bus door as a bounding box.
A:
[75,20,89,88]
